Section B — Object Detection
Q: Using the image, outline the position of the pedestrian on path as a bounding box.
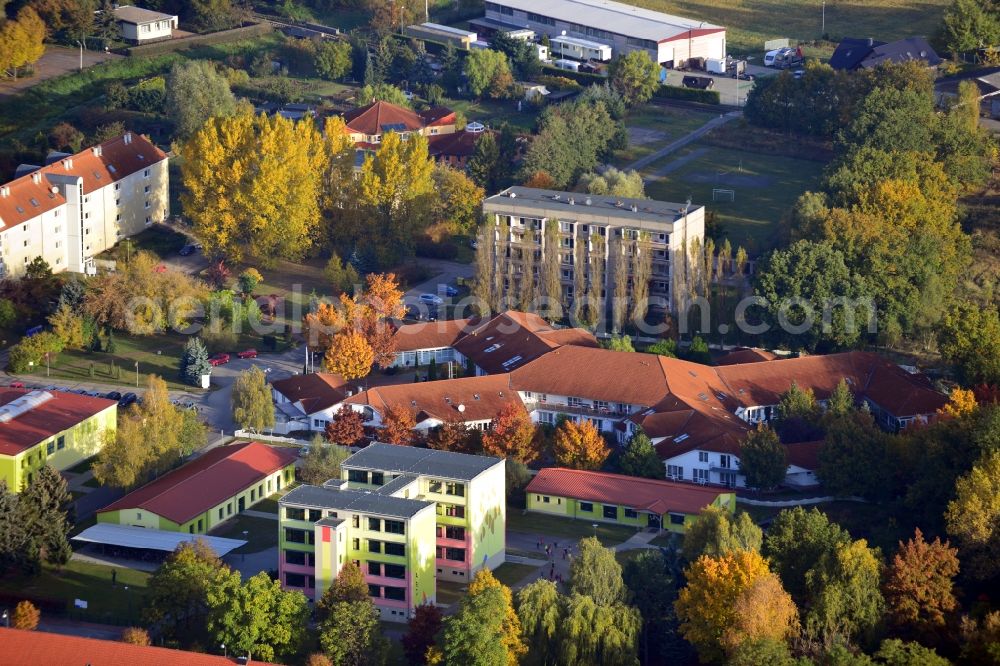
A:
[537,538,541,550]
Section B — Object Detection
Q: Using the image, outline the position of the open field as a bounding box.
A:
[644,142,826,255]
[612,105,718,168]
[0,560,150,625]
[624,0,950,54]
[507,507,638,546]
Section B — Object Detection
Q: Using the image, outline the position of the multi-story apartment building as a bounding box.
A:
[0,132,169,278]
[278,444,505,621]
[481,186,705,317]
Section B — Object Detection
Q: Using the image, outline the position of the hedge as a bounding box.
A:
[539,65,607,86]
[124,22,273,57]
[653,84,720,105]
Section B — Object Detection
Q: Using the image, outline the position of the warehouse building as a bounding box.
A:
[483,0,725,65]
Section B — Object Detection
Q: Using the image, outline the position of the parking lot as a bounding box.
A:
[663,63,774,107]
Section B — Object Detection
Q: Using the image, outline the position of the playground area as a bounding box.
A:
[644,143,826,255]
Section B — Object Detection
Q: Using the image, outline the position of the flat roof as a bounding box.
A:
[550,35,612,49]
[483,186,702,228]
[343,443,503,481]
[281,484,432,519]
[409,22,476,37]
[72,523,246,556]
[491,0,722,42]
[98,442,298,525]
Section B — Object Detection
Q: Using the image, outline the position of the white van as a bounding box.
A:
[763,49,780,67]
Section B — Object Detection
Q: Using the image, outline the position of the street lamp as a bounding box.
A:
[135,361,139,387]
[2,610,8,627]
[75,40,83,72]
[822,0,826,36]
[221,643,227,657]
[592,523,598,538]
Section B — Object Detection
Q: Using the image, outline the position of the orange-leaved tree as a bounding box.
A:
[938,387,977,419]
[721,572,799,655]
[121,627,151,646]
[428,417,478,454]
[12,600,39,631]
[883,527,959,636]
[675,550,783,663]
[325,407,366,446]
[481,403,539,463]
[324,329,374,380]
[380,404,417,445]
[553,419,610,470]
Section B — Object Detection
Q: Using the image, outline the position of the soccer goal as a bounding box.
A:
[712,188,735,202]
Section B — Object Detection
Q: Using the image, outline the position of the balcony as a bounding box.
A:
[529,400,633,420]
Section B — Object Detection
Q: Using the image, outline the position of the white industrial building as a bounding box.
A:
[550,35,613,62]
[484,0,725,65]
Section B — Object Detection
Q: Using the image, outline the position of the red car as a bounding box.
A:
[237,349,258,359]
[208,353,230,367]
[9,381,24,389]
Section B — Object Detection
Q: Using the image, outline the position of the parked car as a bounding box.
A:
[118,393,138,408]
[209,353,231,367]
[237,349,258,359]
[439,284,459,297]
[9,381,24,389]
[104,391,122,401]
[419,293,444,306]
[682,75,714,90]
[179,244,197,256]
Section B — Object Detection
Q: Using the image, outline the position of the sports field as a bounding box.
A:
[625,0,950,54]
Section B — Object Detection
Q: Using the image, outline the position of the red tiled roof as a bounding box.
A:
[0,133,167,231]
[526,467,728,515]
[785,441,822,470]
[456,311,598,375]
[419,106,458,127]
[98,442,297,524]
[344,374,521,424]
[0,390,116,456]
[393,317,478,353]
[343,101,456,136]
[714,347,779,366]
[271,372,348,415]
[427,130,481,158]
[0,627,274,666]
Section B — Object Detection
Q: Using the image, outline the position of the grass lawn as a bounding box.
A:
[506,508,638,546]
[209,514,279,554]
[436,580,467,606]
[625,0,950,54]
[17,333,191,391]
[644,143,826,255]
[506,547,548,561]
[96,225,188,263]
[493,562,539,587]
[0,560,149,624]
[613,105,719,167]
[446,96,539,132]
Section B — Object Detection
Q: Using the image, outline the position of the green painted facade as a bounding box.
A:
[97,464,296,534]
[0,403,116,492]
[469,463,506,571]
[527,489,736,533]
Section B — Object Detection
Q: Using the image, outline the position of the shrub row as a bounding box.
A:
[653,84,721,105]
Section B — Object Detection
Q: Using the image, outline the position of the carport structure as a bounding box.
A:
[73,523,247,562]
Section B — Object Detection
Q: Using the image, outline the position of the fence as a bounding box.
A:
[123,23,273,57]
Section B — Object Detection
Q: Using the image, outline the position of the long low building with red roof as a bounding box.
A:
[526,467,735,532]
[0,627,276,665]
[0,389,117,492]
[97,441,297,534]
[0,132,169,278]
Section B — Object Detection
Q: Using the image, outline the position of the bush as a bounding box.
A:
[414,238,459,260]
[539,65,606,86]
[653,85,721,105]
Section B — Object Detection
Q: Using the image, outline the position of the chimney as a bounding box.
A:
[62,158,73,170]
[123,132,132,145]
[0,186,8,197]
[31,172,41,185]
[92,146,102,157]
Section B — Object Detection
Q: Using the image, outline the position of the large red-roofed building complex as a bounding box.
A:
[0,132,169,278]
[526,467,734,532]
[0,628,275,665]
[0,389,116,491]
[97,441,297,534]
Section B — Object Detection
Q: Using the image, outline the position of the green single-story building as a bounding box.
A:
[525,467,735,532]
[97,441,297,534]
[0,389,117,492]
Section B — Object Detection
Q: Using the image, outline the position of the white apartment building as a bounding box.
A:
[482,186,705,316]
[0,133,169,278]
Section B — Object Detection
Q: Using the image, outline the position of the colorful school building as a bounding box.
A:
[525,467,735,532]
[97,441,297,534]
[278,444,506,621]
[0,389,117,491]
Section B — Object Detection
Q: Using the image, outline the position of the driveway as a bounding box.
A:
[0,46,120,99]
[662,69,757,107]
[402,259,474,309]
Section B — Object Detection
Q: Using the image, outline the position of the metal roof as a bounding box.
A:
[280,484,433,519]
[483,186,702,228]
[72,524,246,556]
[342,443,503,481]
[492,0,722,42]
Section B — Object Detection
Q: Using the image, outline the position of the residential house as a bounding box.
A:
[483,0,725,65]
[526,467,735,532]
[829,36,941,70]
[278,444,505,619]
[0,389,116,491]
[270,372,350,434]
[97,442,297,534]
[482,186,705,317]
[113,5,178,44]
[0,132,169,278]
[935,67,1000,119]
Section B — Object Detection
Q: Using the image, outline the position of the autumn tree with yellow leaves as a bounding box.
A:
[180,111,326,265]
[675,550,797,662]
[553,419,611,470]
[324,329,374,381]
[0,7,46,79]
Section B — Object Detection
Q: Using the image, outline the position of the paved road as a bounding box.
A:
[644,147,711,180]
[36,618,125,641]
[626,111,742,173]
[402,258,475,312]
[0,46,120,99]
